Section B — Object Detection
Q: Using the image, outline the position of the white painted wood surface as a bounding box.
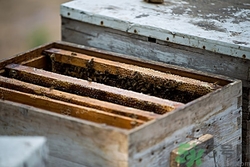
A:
[0,136,48,167]
[61,0,250,59]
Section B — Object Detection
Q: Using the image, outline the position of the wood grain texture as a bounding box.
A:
[21,55,50,70]
[62,16,249,164]
[61,18,250,87]
[0,86,143,129]
[60,0,250,58]
[128,80,242,167]
[0,43,54,69]
[5,64,184,114]
[0,41,243,166]
[0,76,158,121]
[0,100,129,167]
[243,87,250,163]
[170,134,214,167]
[53,41,232,86]
[49,156,88,167]
[0,84,241,167]
[44,48,220,96]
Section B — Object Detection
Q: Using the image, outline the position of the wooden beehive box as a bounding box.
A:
[0,42,242,167]
[60,0,250,163]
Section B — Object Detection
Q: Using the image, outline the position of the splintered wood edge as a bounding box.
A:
[170,134,214,167]
[0,86,145,129]
[44,48,221,95]
[0,76,159,121]
[5,64,184,114]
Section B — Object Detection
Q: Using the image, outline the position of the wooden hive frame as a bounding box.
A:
[0,41,242,167]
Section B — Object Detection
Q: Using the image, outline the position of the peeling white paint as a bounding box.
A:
[61,0,250,59]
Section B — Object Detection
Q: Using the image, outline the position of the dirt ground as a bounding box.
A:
[0,0,70,60]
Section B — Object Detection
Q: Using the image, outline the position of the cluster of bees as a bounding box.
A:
[52,60,201,103]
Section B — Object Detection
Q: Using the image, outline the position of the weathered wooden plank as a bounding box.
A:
[0,87,144,129]
[44,48,220,97]
[61,0,250,58]
[53,41,233,86]
[63,9,250,163]
[201,133,242,167]
[0,86,241,167]
[0,41,243,166]
[130,79,242,150]
[128,80,242,167]
[243,87,250,163]
[0,76,158,121]
[127,106,241,167]
[5,64,184,114]
[21,55,50,70]
[170,134,214,167]
[0,43,54,69]
[52,41,232,86]
[49,156,88,167]
[61,18,250,87]
[0,100,129,167]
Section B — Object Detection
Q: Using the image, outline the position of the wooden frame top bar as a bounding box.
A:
[0,87,144,129]
[0,76,159,121]
[5,64,184,114]
[44,48,220,96]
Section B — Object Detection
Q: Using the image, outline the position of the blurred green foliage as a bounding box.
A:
[27,26,50,48]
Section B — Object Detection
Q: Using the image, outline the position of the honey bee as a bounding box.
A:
[87,77,92,82]
[130,121,138,127]
[209,81,221,90]
[61,108,71,116]
[86,58,94,69]
[9,69,17,78]
[49,86,54,91]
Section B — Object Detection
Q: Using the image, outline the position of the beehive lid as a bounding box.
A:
[61,0,250,59]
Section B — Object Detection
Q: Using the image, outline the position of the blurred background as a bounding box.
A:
[0,0,70,60]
